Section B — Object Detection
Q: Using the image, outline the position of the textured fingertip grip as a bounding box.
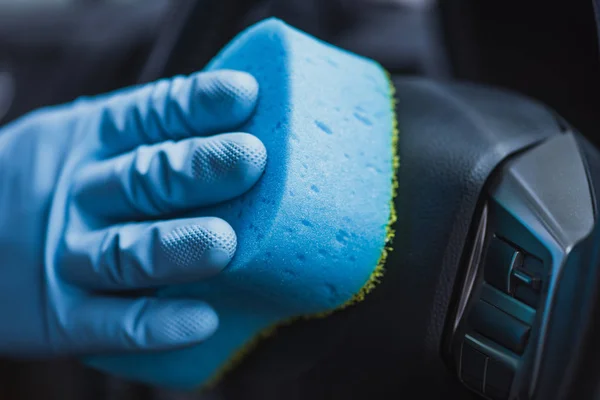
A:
[192,136,267,184]
[148,301,219,346]
[194,70,259,128]
[161,224,237,272]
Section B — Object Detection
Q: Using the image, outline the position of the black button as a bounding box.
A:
[512,255,544,308]
[515,284,540,308]
[469,300,531,354]
[484,237,522,293]
[480,283,535,325]
[485,358,514,400]
[460,343,487,392]
[522,255,545,277]
[512,268,540,290]
[511,255,543,293]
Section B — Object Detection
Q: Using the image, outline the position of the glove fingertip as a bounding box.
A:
[194,70,259,126]
[226,132,268,178]
[152,301,219,345]
[160,218,237,278]
[192,132,267,188]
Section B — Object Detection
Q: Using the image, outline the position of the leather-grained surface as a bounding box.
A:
[211,77,562,399]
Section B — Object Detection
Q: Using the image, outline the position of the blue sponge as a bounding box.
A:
[86,18,396,389]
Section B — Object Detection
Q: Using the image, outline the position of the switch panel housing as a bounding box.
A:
[445,133,597,400]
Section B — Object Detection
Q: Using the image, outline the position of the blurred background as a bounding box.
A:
[2,0,599,138]
[0,0,599,398]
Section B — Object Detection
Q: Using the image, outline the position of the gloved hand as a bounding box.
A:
[0,70,267,356]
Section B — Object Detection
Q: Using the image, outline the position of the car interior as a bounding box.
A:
[1,1,600,399]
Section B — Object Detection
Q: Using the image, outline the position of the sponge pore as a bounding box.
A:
[86,18,396,389]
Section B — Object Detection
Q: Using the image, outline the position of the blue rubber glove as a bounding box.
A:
[0,69,267,356]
